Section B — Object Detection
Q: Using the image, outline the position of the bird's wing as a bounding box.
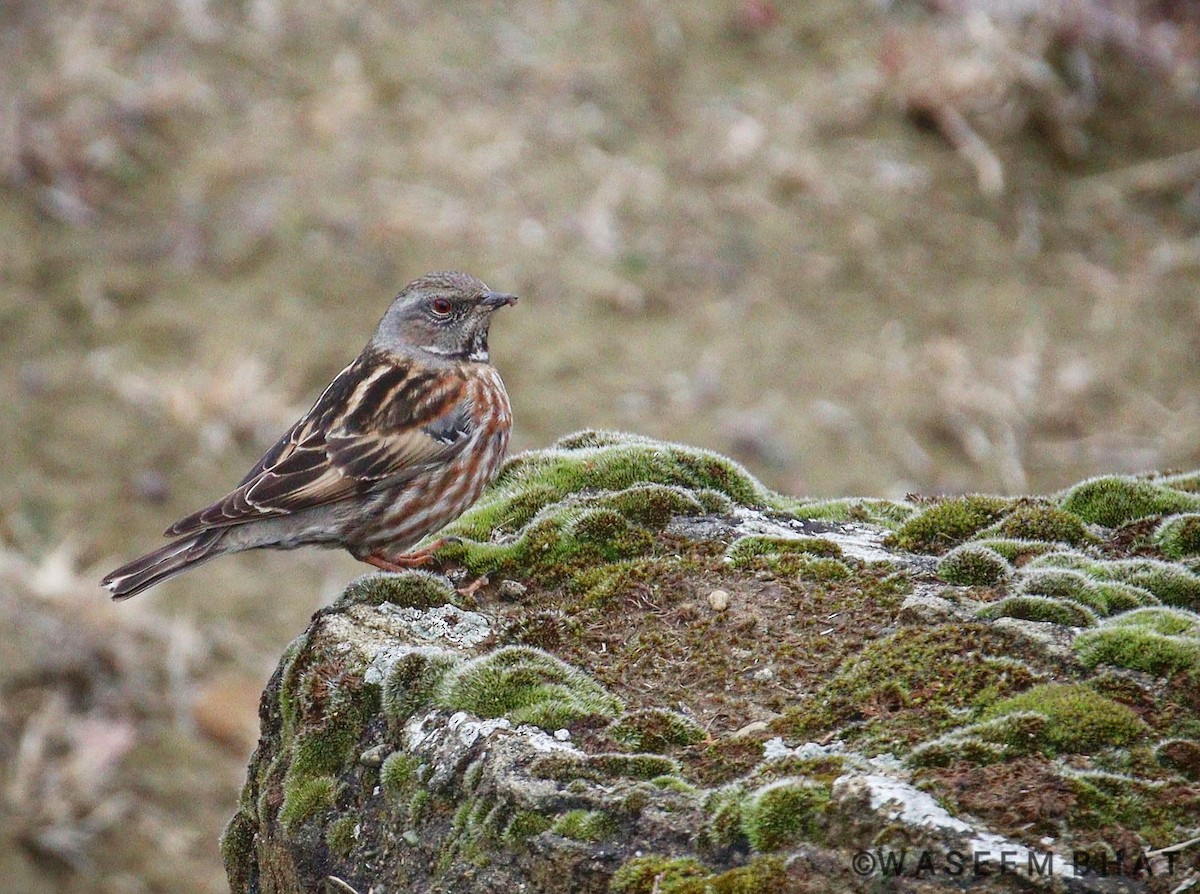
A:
[164,355,473,536]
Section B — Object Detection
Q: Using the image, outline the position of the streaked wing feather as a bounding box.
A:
[164,355,473,536]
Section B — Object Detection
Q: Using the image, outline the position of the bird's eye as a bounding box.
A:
[430,298,453,317]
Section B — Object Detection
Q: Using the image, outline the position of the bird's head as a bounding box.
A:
[371,271,517,363]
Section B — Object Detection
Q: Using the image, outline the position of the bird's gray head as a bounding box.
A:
[371,271,517,363]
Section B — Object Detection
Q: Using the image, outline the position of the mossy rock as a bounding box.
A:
[980,683,1148,754]
[887,495,1010,554]
[936,543,1011,585]
[437,645,623,730]
[1074,607,1200,676]
[1059,476,1200,528]
[225,442,1200,893]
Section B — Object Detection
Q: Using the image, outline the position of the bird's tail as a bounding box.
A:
[101,529,227,601]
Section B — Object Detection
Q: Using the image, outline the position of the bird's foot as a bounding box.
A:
[363,537,460,572]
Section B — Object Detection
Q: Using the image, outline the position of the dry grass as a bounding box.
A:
[1,0,1199,890]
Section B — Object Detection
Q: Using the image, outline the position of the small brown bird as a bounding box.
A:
[102,271,517,600]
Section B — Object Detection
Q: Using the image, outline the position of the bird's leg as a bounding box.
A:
[363,537,459,571]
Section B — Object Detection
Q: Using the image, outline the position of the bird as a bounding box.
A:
[101,271,517,601]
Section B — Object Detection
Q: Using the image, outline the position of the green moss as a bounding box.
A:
[610,708,706,753]
[702,784,747,851]
[981,683,1148,754]
[1074,607,1200,676]
[725,535,843,568]
[609,856,710,893]
[740,777,829,851]
[380,751,419,801]
[530,752,679,783]
[278,774,336,832]
[408,789,431,825]
[978,594,1098,627]
[550,809,616,842]
[219,810,257,890]
[1016,569,1113,615]
[436,645,623,730]
[503,809,553,843]
[609,855,789,894]
[888,495,1010,554]
[1087,559,1200,610]
[439,431,776,545]
[907,712,1049,768]
[969,537,1058,564]
[785,624,1043,748]
[1155,513,1200,558]
[795,498,914,527]
[937,544,1012,585]
[382,648,459,729]
[337,569,457,609]
[1059,476,1200,527]
[992,503,1097,546]
[651,775,698,793]
[325,814,358,857]
[288,684,380,781]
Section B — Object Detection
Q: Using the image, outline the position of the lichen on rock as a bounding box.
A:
[224,433,1200,893]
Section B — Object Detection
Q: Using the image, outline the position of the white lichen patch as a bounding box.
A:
[833,773,1075,881]
[376,602,491,648]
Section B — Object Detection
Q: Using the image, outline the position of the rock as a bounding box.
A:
[224,432,1200,893]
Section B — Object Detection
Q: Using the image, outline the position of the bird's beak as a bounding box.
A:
[480,290,518,309]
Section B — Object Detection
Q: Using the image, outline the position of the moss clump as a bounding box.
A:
[1087,559,1200,611]
[380,751,420,801]
[740,777,829,852]
[278,774,337,832]
[325,814,358,857]
[978,594,1098,627]
[1156,513,1200,559]
[610,855,788,894]
[702,784,747,852]
[888,495,1010,554]
[382,648,459,729]
[529,752,679,783]
[937,544,1011,585]
[991,503,1096,546]
[725,535,843,568]
[610,708,706,753]
[651,775,697,793]
[337,569,458,610]
[609,856,709,893]
[970,538,1057,564]
[550,809,616,842]
[438,431,778,544]
[503,810,553,843]
[1074,607,1200,676]
[1059,476,1200,527]
[907,712,1049,768]
[981,683,1148,754]
[287,683,381,782]
[1016,569,1114,615]
[436,645,623,730]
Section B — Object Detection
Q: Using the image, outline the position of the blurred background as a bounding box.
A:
[1,0,1199,891]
